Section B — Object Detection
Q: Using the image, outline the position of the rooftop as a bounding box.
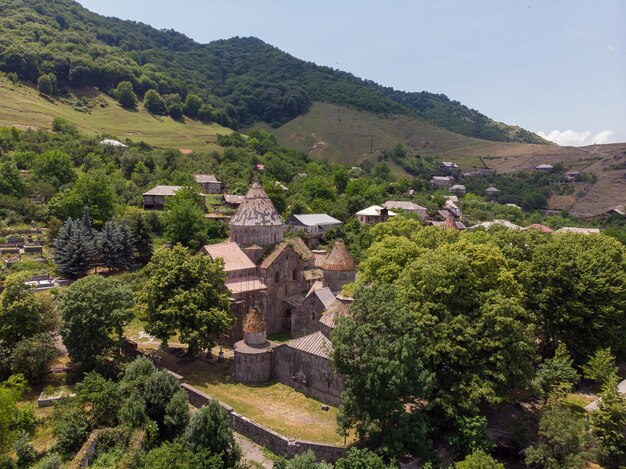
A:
[243,307,266,334]
[319,298,350,329]
[355,205,397,217]
[285,331,333,359]
[225,277,267,294]
[470,220,522,231]
[536,164,554,169]
[289,214,343,227]
[201,242,256,272]
[321,240,356,272]
[311,287,336,310]
[100,139,128,148]
[229,181,283,227]
[485,186,501,193]
[224,194,245,205]
[194,174,220,183]
[523,223,554,233]
[142,185,182,197]
[554,227,600,235]
[384,201,427,212]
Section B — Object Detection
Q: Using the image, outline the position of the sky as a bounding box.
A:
[77,0,626,145]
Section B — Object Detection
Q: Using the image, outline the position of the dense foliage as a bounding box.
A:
[0,0,548,142]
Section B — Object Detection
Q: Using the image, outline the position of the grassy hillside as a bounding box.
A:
[0,77,230,152]
[259,102,626,215]
[0,0,547,143]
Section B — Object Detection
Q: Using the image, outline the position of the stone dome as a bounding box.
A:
[243,307,267,346]
[321,240,356,272]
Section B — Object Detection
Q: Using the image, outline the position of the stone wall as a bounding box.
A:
[233,342,273,384]
[322,269,355,293]
[181,383,347,463]
[271,345,343,406]
[291,295,325,338]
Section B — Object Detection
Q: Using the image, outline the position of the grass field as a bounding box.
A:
[0,77,231,152]
[124,321,345,445]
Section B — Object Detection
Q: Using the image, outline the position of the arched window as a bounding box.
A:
[275,271,280,283]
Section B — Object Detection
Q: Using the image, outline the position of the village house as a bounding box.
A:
[223,194,245,208]
[430,175,455,188]
[564,171,582,181]
[384,201,427,219]
[439,161,459,171]
[284,214,343,235]
[194,174,222,193]
[355,205,396,225]
[430,217,466,230]
[485,186,501,198]
[142,185,206,210]
[605,206,625,217]
[449,184,466,196]
[554,227,600,235]
[535,164,554,173]
[462,168,496,177]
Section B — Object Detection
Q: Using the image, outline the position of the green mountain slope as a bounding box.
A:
[0,0,548,143]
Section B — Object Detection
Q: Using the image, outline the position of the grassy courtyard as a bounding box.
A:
[124,322,347,445]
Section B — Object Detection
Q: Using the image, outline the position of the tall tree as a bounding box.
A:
[0,160,25,197]
[591,375,626,467]
[136,245,232,355]
[97,220,134,271]
[54,218,96,278]
[143,89,167,115]
[32,150,76,188]
[58,275,134,370]
[162,186,208,250]
[582,347,619,388]
[526,234,626,363]
[184,400,241,468]
[532,343,580,399]
[115,81,138,108]
[333,283,434,457]
[129,212,153,264]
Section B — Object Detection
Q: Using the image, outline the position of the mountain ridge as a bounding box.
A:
[0,0,548,143]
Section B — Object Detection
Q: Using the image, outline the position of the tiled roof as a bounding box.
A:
[229,181,283,227]
[224,194,245,204]
[312,287,336,310]
[322,240,356,272]
[143,185,182,196]
[259,238,314,269]
[285,331,333,359]
[319,299,350,329]
[225,277,267,294]
[194,174,220,183]
[201,242,255,272]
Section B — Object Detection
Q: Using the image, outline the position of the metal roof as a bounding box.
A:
[355,205,397,217]
[384,201,427,212]
[201,242,256,272]
[143,185,182,196]
[285,331,333,359]
[554,227,600,235]
[194,174,220,183]
[313,287,336,310]
[289,214,342,226]
[225,277,267,294]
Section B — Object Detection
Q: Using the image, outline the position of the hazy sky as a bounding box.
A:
[77,0,625,145]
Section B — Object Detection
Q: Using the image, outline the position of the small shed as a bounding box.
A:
[535,164,554,173]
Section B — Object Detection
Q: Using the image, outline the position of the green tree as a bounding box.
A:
[0,273,49,349]
[455,450,504,469]
[0,160,25,197]
[96,220,134,271]
[582,347,618,387]
[136,245,232,355]
[590,375,626,467]
[525,402,602,469]
[54,218,96,278]
[527,234,626,362]
[138,442,222,469]
[333,283,434,457]
[162,186,208,250]
[12,431,36,468]
[0,375,27,452]
[115,81,138,108]
[76,372,121,427]
[168,102,183,119]
[11,333,57,384]
[50,173,117,225]
[144,89,167,114]
[32,150,76,188]
[532,343,579,398]
[335,448,391,469]
[183,94,202,117]
[184,400,241,467]
[36,73,57,95]
[58,275,134,370]
[52,400,90,456]
[448,415,494,456]
[129,212,153,264]
[358,236,422,284]
[396,241,535,417]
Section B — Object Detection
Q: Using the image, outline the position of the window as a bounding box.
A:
[292,269,298,280]
[311,312,315,321]
[285,285,288,295]
[275,271,280,283]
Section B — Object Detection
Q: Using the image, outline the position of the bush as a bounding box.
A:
[143,90,167,115]
[115,81,138,109]
[12,432,36,468]
[11,333,57,384]
[52,401,90,456]
[37,453,62,469]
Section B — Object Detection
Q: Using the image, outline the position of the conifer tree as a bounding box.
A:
[130,213,153,264]
[54,218,96,278]
[97,220,134,271]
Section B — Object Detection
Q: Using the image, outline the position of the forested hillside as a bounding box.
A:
[0,0,548,143]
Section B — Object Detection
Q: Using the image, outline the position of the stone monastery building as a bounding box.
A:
[200,181,356,344]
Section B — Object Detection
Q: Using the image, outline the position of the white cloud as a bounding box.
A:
[537,129,615,146]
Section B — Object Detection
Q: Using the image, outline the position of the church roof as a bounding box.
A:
[308,287,336,310]
[243,307,266,333]
[201,242,255,272]
[285,331,333,359]
[319,299,350,329]
[229,181,283,227]
[259,237,314,269]
[321,240,356,272]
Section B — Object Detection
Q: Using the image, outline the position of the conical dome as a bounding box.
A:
[442,216,458,230]
[229,181,283,227]
[229,181,284,247]
[322,240,356,272]
[243,307,266,334]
